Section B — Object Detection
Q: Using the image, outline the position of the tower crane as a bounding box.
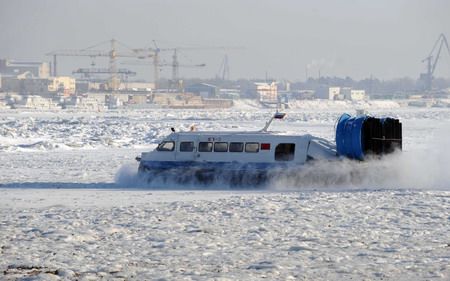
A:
[130,40,177,90]
[48,40,244,92]
[167,48,208,84]
[217,54,230,80]
[122,50,206,90]
[420,33,450,91]
[46,39,152,92]
[169,46,243,81]
[128,43,243,85]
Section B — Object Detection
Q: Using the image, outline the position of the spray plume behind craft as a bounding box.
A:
[115,148,449,190]
[115,114,450,191]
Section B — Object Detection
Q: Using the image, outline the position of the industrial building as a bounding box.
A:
[48,76,76,95]
[328,87,341,100]
[0,59,50,78]
[349,90,366,101]
[253,82,278,102]
[185,83,218,98]
[0,76,51,96]
[118,82,154,92]
[61,95,106,111]
[218,88,241,99]
[316,86,366,101]
[12,95,59,110]
[0,58,76,96]
[0,76,76,96]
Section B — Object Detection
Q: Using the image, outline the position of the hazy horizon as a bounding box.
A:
[1,0,450,82]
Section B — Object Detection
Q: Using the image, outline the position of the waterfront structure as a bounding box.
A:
[48,76,76,95]
[254,82,278,102]
[185,83,218,98]
[0,59,50,78]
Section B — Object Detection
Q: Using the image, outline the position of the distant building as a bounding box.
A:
[128,94,149,104]
[85,93,109,104]
[340,87,352,100]
[118,82,154,92]
[254,82,278,102]
[185,83,218,98]
[62,95,106,111]
[341,88,366,101]
[13,95,59,110]
[316,86,366,101]
[48,76,76,95]
[350,90,366,101]
[1,75,77,96]
[218,88,240,99]
[0,76,50,96]
[75,81,90,94]
[314,85,329,99]
[328,87,341,100]
[0,59,50,78]
[293,90,315,100]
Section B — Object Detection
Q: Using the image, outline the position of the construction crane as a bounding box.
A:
[130,41,216,89]
[122,49,206,90]
[130,40,175,90]
[121,58,205,77]
[166,48,207,83]
[46,39,152,92]
[420,33,450,91]
[128,43,244,88]
[217,54,230,80]
[170,46,242,81]
[48,40,243,91]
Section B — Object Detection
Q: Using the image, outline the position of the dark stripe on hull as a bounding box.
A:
[138,161,302,186]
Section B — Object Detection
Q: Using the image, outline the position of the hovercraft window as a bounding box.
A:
[245,142,259,153]
[214,142,228,152]
[229,142,244,152]
[180,141,194,152]
[157,141,175,151]
[275,143,295,161]
[198,142,213,152]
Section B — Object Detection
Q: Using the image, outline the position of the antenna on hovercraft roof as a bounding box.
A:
[260,110,286,132]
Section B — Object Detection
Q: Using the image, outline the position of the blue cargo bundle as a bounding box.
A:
[335,113,402,160]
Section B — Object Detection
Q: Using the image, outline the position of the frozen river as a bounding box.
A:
[0,102,449,280]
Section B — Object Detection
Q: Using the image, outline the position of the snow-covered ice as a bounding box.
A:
[1,189,449,280]
[0,101,449,280]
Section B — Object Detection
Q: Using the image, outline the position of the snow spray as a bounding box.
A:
[269,122,450,190]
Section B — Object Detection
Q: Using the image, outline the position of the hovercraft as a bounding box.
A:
[136,112,402,185]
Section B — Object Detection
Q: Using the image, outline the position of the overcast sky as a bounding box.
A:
[1,0,450,81]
